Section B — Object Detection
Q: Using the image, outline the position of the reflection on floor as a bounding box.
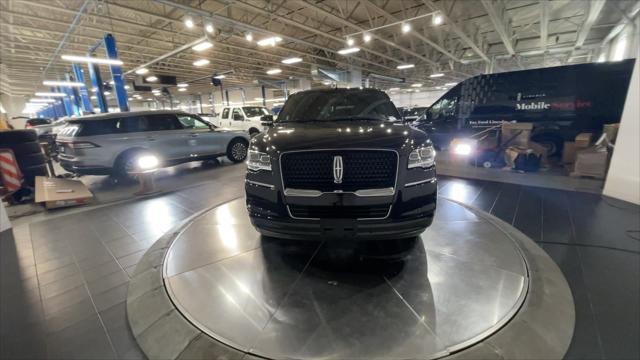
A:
[1,170,638,360]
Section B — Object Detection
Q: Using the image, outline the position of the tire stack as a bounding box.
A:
[0,130,48,187]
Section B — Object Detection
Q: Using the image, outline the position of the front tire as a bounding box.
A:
[226,138,248,163]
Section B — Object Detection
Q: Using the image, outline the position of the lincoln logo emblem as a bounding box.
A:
[333,156,343,184]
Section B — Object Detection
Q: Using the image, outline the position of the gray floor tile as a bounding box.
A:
[99,301,145,359]
[87,270,129,296]
[37,263,80,286]
[41,284,91,317]
[44,297,97,333]
[93,282,130,312]
[117,250,146,269]
[82,260,123,284]
[40,273,85,299]
[46,315,117,360]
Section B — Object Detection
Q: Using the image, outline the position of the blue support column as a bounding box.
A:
[87,63,108,113]
[56,86,72,116]
[65,73,82,116]
[72,64,93,113]
[103,34,129,112]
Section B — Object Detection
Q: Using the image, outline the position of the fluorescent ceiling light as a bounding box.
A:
[29,98,56,103]
[445,82,457,86]
[213,75,226,79]
[396,64,415,70]
[205,23,214,33]
[432,14,443,25]
[104,91,111,95]
[254,97,264,101]
[281,57,302,64]
[177,83,189,88]
[346,38,355,46]
[146,76,158,82]
[245,33,253,42]
[192,41,213,51]
[61,55,123,65]
[257,36,282,47]
[146,98,153,101]
[135,68,149,75]
[35,92,66,97]
[266,68,282,75]
[363,33,372,42]
[90,95,97,99]
[401,23,411,33]
[388,88,400,91]
[411,83,423,87]
[178,88,187,92]
[193,59,210,67]
[337,47,360,55]
[124,85,130,89]
[43,80,84,87]
[430,73,445,78]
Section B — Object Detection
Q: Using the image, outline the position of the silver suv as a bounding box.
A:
[56,110,250,176]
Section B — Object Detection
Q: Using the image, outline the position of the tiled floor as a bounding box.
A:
[1,168,638,360]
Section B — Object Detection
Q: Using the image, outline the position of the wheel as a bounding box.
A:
[482,161,493,168]
[113,149,148,179]
[226,138,248,163]
[249,128,260,137]
[0,129,38,144]
[531,133,564,157]
[4,142,41,156]
[17,152,46,168]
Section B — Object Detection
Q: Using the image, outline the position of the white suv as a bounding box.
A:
[56,110,250,176]
[215,106,270,136]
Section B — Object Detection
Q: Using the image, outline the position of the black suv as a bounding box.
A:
[245,88,437,240]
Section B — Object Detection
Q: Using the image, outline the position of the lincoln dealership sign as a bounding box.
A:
[516,101,550,110]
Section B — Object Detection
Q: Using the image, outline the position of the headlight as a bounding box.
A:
[408,146,436,169]
[247,150,272,171]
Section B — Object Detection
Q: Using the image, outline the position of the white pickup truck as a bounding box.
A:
[213,106,270,136]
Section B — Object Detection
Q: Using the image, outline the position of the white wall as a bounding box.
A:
[388,89,447,108]
[603,18,640,204]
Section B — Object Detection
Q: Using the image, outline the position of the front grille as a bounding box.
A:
[281,150,397,192]
[288,204,390,219]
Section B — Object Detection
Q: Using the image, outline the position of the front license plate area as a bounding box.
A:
[320,218,357,238]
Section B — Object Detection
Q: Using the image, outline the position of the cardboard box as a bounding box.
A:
[502,122,533,147]
[603,123,619,143]
[572,147,608,179]
[35,176,93,209]
[575,133,593,148]
[563,141,577,164]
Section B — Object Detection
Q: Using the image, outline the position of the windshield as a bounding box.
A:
[277,90,401,123]
[405,107,427,117]
[242,107,269,118]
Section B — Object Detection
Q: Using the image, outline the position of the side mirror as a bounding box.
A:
[261,115,274,126]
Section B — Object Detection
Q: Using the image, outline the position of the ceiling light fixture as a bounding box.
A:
[178,88,187,92]
[245,32,253,42]
[337,47,360,55]
[430,73,445,78]
[184,16,194,28]
[135,68,149,75]
[177,83,189,88]
[146,76,158,82]
[432,14,443,26]
[411,83,423,87]
[104,91,111,95]
[42,80,84,87]
[266,68,282,75]
[445,82,457,86]
[363,33,372,43]
[281,57,302,64]
[192,41,213,51]
[29,98,56,103]
[257,36,282,46]
[61,55,123,65]
[124,85,130,89]
[346,38,355,46]
[213,74,226,79]
[401,23,411,33]
[396,64,415,70]
[205,22,214,33]
[388,88,400,91]
[35,92,66,97]
[193,59,210,67]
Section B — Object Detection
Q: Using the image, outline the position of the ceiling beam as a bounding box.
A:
[575,0,607,48]
[540,0,549,51]
[480,0,515,55]
[420,0,489,62]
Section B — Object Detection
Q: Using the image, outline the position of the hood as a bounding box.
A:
[251,120,429,154]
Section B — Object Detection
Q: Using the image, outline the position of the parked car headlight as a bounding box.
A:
[247,150,272,171]
[408,145,436,168]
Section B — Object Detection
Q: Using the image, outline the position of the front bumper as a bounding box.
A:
[58,157,112,175]
[246,168,437,240]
